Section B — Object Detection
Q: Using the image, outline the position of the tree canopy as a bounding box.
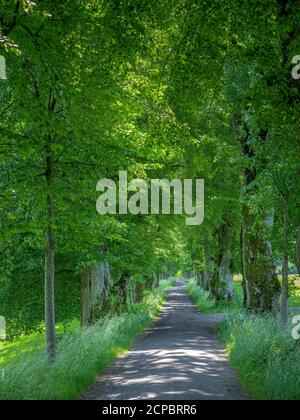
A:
[0,0,299,360]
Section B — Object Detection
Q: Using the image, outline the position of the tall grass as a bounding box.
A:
[186,280,215,311]
[160,277,177,289]
[186,280,243,314]
[219,313,300,400]
[187,280,300,400]
[0,290,164,400]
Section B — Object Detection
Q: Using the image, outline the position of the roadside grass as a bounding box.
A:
[160,277,177,289]
[0,320,79,371]
[236,274,300,308]
[186,280,243,314]
[186,276,300,315]
[287,276,300,307]
[219,313,300,400]
[187,280,300,400]
[289,294,300,307]
[0,287,167,400]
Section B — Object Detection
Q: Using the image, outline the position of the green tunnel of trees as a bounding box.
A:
[0,0,299,361]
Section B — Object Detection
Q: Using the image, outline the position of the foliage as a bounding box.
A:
[186,280,244,314]
[0,0,299,398]
[219,312,300,400]
[0,289,164,400]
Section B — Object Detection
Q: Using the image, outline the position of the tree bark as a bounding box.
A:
[135,282,145,302]
[210,236,222,301]
[281,195,289,329]
[240,226,248,306]
[44,85,58,362]
[242,207,280,313]
[129,282,135,305]
[80,269,93,327]
[45,135,56,362]
[219,223,234,300]
[152,275,160,289]
[210,221,234,301]
[116,273,130,310]
[239,123,281,313]
[196,270,206,289]
[145,277,152,290]
[80,262,112,327]
[204,246,215,293]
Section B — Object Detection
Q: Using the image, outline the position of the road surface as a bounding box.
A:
[82,284,246,400]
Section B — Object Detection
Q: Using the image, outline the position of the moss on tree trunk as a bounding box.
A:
[80,262,113,327]
[242,206,280,313]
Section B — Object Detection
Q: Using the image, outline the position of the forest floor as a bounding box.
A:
[82,283,247,401]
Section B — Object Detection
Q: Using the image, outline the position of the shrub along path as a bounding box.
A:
[82,283,246,400]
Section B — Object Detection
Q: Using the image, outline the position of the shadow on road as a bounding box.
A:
[82,284,246,400]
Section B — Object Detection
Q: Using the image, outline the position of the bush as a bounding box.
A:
[219,312,300,400]
[0,291,164,400]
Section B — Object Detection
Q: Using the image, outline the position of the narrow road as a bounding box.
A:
[82,284,246,400]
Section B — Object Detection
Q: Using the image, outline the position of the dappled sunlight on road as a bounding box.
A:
[82,284,245,401]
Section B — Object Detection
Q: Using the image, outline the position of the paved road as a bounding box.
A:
[82,284,246,400]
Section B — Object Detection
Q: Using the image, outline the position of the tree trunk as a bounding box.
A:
[238,121,281,313]
[196,270,206,289]
[242,206,280,313]
[240,226,248,306]
[193,247,206,289]
[80,262,112,327]
[144,275,154,291]
[135,282,144,302]
[210,222,234,301]
[80,269,93,327]
[152,275,160,289]
[210,258,222,301]
[116,273,129,310]
[281,195,289,329]
[219,223,234,300]
[204,246,215,293]
[45,136,56,363]
[129,282,135,305]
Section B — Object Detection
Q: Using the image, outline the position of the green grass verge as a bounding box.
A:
[289,293,300,308]
[186,279,300,314]
[0,320,79,371]
[186,280,243,314]
[160,277,177,289]
[186,280,300,400]
[219,313,300,400]
[0,289,166,400]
